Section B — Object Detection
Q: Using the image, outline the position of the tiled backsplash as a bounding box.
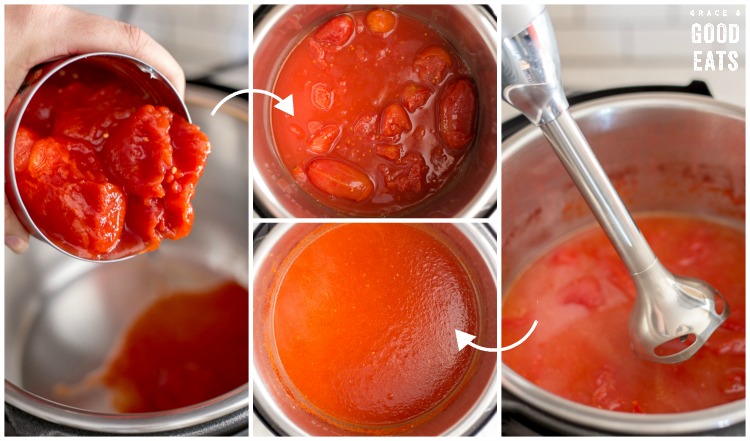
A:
[547,4,745,107]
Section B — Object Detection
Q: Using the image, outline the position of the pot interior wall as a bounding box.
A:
[253,223,496,435]
[253,5,497,217]
[502,94,745,286]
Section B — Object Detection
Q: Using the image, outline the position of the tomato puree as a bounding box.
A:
[269,224,480,433]
[13,62,211,259]
[502,215,745,413]
[271,9,478,215]
[101,281,248,413]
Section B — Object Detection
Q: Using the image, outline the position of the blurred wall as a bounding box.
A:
[72,5,249,89]
[548,4,745,107]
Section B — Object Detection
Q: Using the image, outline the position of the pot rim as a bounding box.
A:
[252,5,498,218]
[503,92,744,159]
[5,380,248,434]
[501,91,746,434]
[252,222,498,435]
[503,368,744,434]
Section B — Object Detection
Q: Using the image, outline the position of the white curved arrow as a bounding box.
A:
[455,320,538,353]
[210,88,294,116]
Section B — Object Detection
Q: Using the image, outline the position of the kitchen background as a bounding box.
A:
[504,4,745,120]
[73,4,249,90]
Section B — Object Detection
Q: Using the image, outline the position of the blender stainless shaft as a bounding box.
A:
[501,5,728,363]
[501,5,567,125]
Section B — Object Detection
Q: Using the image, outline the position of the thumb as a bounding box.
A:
[5,194,30,254]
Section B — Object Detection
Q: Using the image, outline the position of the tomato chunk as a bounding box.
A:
[126,195,164,250]
[438,77,477,149]
[163,182,196,240]
[24,82,91,135]
[27,137,84,184]
[560,276,603,310]
[307,159,373,202]
[414,46,452,85]
[52,108,110,146]
[366,9,396,33]
[51,83,142,146]
[380,103,412,137]
[14,127,38,173]
[351,113,377,140]
[375,144,401,161]
[400,83,432,112]
[311,83,333,110]
[305,39,328,69]
[169,114,211,185]
[307,124,341,154]
[379,151,429,202]
[103,105,173,199]
[35,181,126,256]
[314,15,354,47]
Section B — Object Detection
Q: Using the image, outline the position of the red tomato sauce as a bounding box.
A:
[502,215,745,413]
[13,63,211,259]
[271,9,478,215]
[269,224,480,433]
[101,281,248,413]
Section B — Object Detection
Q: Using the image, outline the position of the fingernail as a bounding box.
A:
[5,235,29,254]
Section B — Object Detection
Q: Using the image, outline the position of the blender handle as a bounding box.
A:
[501,5,568,126]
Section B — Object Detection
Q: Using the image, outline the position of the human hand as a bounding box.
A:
[4,5,186,253]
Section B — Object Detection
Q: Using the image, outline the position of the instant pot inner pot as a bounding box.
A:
[501,93,745,435]
[253,223,497,436]
[253,5,497,217]
[7,251,236,412]
[5,85,249,419]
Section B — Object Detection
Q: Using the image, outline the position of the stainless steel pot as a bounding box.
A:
[253,5,497,217]
[5,84,249,435]
[253,223,497,435]
[501,92,745,435]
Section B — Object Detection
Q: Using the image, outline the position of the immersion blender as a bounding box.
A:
[501,5,729,363]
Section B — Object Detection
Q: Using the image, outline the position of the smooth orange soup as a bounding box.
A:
[503,215,745,413]
[268,224,480,433]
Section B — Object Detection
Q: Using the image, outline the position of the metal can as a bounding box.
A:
[5,52,189,262]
